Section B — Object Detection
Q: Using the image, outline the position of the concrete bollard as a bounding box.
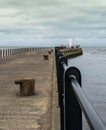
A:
[51,49,53,52]
[15,78,35,96]
[48,51,51,54]
[43,55,49,60]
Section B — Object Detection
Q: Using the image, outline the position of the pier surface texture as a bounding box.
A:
[0,50,59,130]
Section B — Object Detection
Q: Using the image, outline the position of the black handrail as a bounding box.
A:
[70,77,105,130]
[55,47,106,130]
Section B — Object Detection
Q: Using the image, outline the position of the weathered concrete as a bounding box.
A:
[0,50,59,130]
[51,53,60,130]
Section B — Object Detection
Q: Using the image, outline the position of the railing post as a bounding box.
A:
[0,50,1,58]
[8,49,9,57]
[55,47,65,130]
[64,67,82,130]
[55,47,63,107]
[58,56,68,130]
[5,49,7,57]
[3,49,5,58]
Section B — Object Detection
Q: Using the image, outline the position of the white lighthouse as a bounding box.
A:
[69,38,73,48]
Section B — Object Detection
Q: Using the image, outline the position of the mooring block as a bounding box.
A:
[15,78,35,96]
[48,51,51,54]
[43,55,49,60]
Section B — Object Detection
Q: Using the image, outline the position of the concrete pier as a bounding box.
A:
[0,50,59,130]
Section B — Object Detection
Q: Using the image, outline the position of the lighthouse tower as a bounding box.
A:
[69,38,73,48]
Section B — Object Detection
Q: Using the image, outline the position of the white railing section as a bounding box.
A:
[0,47,54,58]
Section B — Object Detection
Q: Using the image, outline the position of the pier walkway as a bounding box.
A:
[0,50,59,130]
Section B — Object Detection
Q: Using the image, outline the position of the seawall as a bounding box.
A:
[60,47,83,58]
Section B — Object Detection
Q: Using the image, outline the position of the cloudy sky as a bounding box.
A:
[0,0,106,47]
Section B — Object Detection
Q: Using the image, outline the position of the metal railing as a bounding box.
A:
[55,47,106,130]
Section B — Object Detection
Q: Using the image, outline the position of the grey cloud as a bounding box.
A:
[1,0,106,26]
[0,0,60,8]
[0,0,106,46]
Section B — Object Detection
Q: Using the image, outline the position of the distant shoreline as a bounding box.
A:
[0,46,106,49]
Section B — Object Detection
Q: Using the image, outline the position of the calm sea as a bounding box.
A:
[68,47,106,129]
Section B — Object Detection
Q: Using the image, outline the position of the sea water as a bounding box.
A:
[68,47,106,129]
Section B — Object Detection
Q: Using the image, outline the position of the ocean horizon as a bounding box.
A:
[0,45,106,49]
